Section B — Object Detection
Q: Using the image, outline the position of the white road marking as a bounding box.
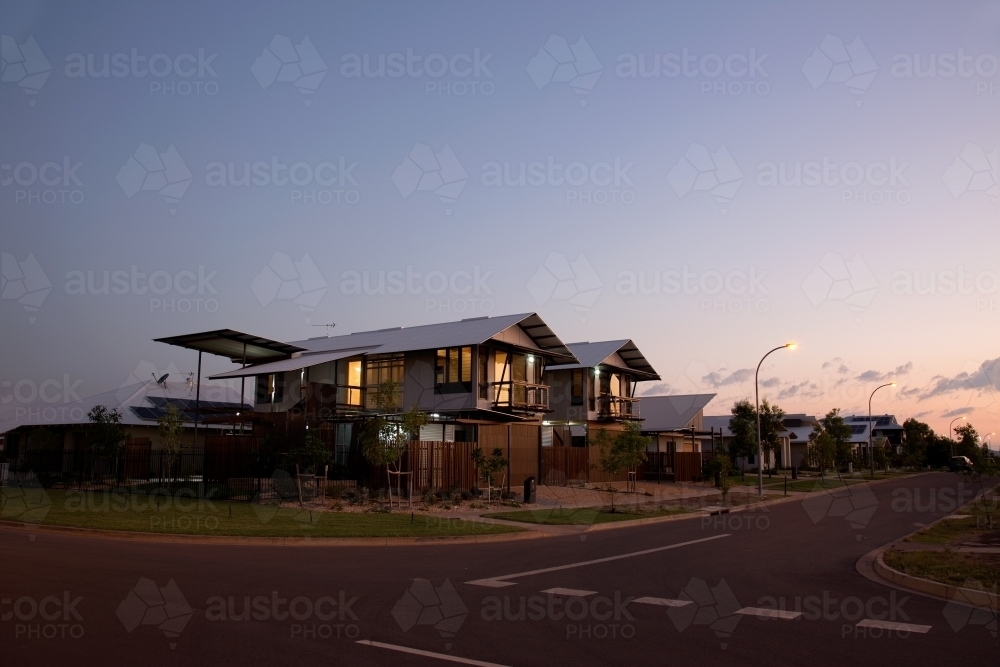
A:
[357,640,511,667]
[634,596,693,607]
[465,534,730,587]
[856,619,931,633]
[735,607,802,620]
[541,587,597,597]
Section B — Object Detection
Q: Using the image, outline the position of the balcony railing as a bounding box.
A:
[491,380,550,412]
[597,394,641,420]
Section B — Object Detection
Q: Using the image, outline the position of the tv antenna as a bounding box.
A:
[312,322,336,337]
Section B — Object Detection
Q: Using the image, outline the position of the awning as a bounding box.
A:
[155,329,306,363]
[208,347,379,379]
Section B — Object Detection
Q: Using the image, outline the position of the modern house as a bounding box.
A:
[543,340,660,447]
[703,412,820,470]
[155,314,577,465]
[0,379,248,460]
[639,394,719,482]
[842,414,905,453]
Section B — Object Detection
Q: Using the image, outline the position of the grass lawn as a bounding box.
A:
[0,488,523,539]
[483,504,689,526]
[908,485,999,546]
[883,549,1000,590]
[760,470,920,493]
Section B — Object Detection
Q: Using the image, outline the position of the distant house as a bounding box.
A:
[543,340,660,447]
[641,394,719,453]
[841,414,905,453]
[0,379,249,460]
[703,412,820,470]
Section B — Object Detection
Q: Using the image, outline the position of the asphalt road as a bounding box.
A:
[2,472,996,666]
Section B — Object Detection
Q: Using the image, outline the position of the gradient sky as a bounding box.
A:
[3,1,1000,442]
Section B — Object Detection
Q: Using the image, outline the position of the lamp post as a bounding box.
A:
[756,343,795,498]
[868,382,896,478]
[949,416,966,459]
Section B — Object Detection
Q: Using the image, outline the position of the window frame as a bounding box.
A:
[435,346,473,394]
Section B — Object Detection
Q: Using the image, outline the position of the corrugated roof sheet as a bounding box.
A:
[640,394,716,431]
[208,346,379,380]
[0,381,248,434]
[288,313,576,361]
[548,340,659,378]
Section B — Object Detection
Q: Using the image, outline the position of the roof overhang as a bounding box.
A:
[504,314,576,363]
[208,346,379,379]
[155,330,306,363]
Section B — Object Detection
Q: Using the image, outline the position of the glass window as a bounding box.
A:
[448,348,460,383]
[435,347,473,391]
[571,370,583,405]
[255,374,283,404]
[436,349,446,385]
[460,347,472,383]
[588,370,596,411]
[479,350,488,399]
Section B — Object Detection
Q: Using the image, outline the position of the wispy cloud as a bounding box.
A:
[703,368,753,387]
[856,362,913,383]
[920,358,1000,399]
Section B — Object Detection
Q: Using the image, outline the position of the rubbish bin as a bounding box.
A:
[523,477,536,504]
[791,467,798,480]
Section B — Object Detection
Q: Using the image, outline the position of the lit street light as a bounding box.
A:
[868,382,896,478]
[756,342,795,498]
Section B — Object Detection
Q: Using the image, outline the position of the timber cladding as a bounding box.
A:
[479,424,541,491]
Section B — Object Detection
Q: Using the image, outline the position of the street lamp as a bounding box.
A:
[949,416,966,459]
[756,342,795,498]
[868,382,896,478]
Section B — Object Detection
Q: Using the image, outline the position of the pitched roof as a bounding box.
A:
[0,380,248,434]
[547,340,659,379]
[640,394,716,431]
[289,313,575,360]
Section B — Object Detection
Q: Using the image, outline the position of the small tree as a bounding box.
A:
[807,430,837,479]
[471,447,508,504]
[758,399,785,475]
[820,408,853,478]
[284,431,334,475]
[88,405,126,481]
[359,380,426,507]
[157,404,184,485]
[871,436,892,473]
[594,427,649,511]
[615,422,650,493]
[960,443,999,528]
[728,399,757,476]
[705,454,735,503]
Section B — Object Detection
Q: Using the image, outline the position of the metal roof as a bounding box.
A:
[288,313,577,362]
[155,329,306,363]
[0,380,248,434]
[640,394,716,432]
[208,347,379,380]
[547,340,659,379]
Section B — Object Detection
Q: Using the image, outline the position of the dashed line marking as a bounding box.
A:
[541,587,597,597]
[856,619,931,633]
[735,607,802,620]
[634,596,693,607]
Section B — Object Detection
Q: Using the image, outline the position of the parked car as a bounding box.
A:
[949,456,974,472]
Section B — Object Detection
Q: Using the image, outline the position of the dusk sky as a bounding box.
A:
[3,1,1000,441]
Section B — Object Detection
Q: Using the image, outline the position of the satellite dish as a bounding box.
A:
[156,374,170,385]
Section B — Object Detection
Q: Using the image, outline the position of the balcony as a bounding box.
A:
[597,394,641,421]
[491,380,550,412]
